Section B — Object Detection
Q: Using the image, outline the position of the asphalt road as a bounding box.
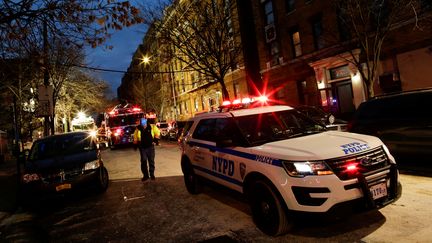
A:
[1,140,432,242]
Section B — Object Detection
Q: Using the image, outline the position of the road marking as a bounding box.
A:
[123,195,145,201]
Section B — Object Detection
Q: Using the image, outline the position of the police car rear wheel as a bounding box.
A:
[250,180,292,236]
[183,162,201,194]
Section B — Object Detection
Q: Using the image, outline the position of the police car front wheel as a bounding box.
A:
[249,180,292,236]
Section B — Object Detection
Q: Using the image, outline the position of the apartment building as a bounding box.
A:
[242,0,432,119]
[120,0,432,121]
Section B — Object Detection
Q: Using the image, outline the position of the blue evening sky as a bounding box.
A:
[85,23,147,98]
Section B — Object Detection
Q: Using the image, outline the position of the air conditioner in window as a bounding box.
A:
[265,24,276,43]
[279,57,284,64]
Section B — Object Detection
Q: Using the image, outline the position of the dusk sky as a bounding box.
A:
[85,23,147,98]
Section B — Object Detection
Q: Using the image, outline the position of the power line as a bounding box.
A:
[73,64,203,74]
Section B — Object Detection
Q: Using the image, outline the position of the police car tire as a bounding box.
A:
[183,161,201,194]
[96,166,109,192]
[249,180,292,236]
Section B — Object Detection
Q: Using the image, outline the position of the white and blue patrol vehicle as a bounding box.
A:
[180,98,402,236]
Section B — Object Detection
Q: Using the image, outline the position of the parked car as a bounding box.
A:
[21,131,109,197]
[180,99,401,236]
[348,89,432,158]
[157,121,170,139]
[296,105,348,131]
[168,121,188,141]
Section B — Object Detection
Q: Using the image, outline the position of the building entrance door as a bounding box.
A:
[332,80,355,120]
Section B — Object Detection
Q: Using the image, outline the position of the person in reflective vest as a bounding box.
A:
[133,118,160,181]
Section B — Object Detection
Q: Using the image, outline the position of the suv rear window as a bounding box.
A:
[29,134,93,161]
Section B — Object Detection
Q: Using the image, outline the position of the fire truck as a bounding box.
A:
[101,103,145,149]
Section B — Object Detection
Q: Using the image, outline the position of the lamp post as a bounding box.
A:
[139,55,150,112]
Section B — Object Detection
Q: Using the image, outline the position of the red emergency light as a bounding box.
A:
[219,95,269,111]
[132,107,142,112]
[114,128,122,136]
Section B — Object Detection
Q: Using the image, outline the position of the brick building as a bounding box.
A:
[120,0,432,121]
[241,0,432,119]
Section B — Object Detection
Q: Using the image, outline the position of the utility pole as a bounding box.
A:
[169,64,177,121]
[43,19,53,136]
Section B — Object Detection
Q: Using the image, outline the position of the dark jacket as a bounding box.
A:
[136,125,154,148]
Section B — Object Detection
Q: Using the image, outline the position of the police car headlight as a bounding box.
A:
[282,161,333,177]
[84,160,100,171]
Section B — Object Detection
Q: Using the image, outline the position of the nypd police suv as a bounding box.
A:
[179,97,401,236]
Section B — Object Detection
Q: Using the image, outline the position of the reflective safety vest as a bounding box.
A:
[133,124,160,144]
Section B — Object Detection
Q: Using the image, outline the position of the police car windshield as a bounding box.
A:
[234,110,326,146]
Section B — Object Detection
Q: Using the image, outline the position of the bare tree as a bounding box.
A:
[0,0,143,54]
[0,0,144,136]
[56,69,110,132]
[143,0,243,100]
[334,0,429,98]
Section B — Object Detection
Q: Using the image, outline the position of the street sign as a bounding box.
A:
[37,85,53,117]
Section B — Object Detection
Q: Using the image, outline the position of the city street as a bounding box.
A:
[0,140,431,242]
[1,1,432,242]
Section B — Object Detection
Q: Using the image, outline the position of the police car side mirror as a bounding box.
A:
[328,114,335,125]
[216,139,234,148]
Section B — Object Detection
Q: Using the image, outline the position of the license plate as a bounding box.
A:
[369,182,387,200]
[56,184,72,192]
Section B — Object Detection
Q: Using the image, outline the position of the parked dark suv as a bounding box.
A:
[348,89,432,158]
[21,131,109,197]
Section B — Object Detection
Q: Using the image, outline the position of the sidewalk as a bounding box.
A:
[0,158,46,242]
[0,157,19,212]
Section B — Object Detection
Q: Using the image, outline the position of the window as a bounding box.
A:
[421,0,432,11]
[233,82,240,98]
[209,98,216,111]
[269,41,280,65]
[290,30,302,57]
[185,101,189,113]
[193,119,215,141]
[337,8,351,41]
[312,15,324,50]
[264,1,274,25]
[194,98,199,112]
[181,80,185,92]
[192,118,245,145]
[285,0,295,13]
[201,95,206,110]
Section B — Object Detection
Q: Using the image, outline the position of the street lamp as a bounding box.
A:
[140,55,151,65]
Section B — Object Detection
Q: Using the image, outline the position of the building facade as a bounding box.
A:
[244,0,432,119]
[120,0,432,122]
[120,0,250,123]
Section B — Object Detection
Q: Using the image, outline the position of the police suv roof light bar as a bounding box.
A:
[218,96,268,112]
